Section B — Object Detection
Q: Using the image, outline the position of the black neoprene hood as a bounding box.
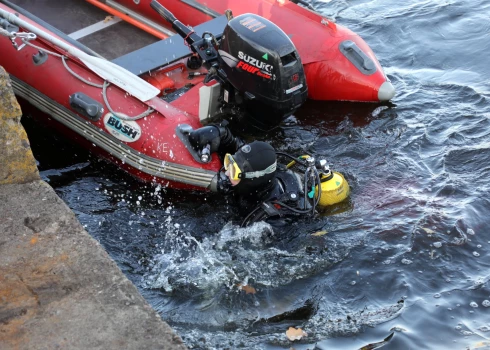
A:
[232,141,277,195]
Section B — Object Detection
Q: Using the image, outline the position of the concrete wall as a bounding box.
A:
[0,66,188,350]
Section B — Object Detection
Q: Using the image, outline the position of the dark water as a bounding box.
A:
[24,0,490,349]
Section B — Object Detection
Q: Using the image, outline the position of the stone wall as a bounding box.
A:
[0,66,40,184]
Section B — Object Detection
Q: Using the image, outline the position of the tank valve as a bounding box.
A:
[306,156,315,167]
[317,158,332,178]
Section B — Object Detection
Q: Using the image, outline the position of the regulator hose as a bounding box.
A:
[275,151,308,167]
[240,205,267,227]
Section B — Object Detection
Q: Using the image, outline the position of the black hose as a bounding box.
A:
[303,167,310,209]
[302,166,322,217]
[313,167,322,211]
[240,205,263,227]
[271,201,313,214]
[311,169,316,216]
[275,152,308,166]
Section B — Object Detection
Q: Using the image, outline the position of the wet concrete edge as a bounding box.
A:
[0,66,188,349]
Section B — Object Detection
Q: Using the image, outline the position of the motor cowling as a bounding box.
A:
[218,13,308,126]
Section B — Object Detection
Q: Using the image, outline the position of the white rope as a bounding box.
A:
[61,56,104,88]
[102,81,154,121]
[17,38,157,120]
[24,39,62,57]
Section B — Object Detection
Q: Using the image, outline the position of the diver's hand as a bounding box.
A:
[216,171,233,193]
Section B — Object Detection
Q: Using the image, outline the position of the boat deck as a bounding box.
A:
[6,0,159,59]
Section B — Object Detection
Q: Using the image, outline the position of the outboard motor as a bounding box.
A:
[217,13,307,126]
[150,1,307,128]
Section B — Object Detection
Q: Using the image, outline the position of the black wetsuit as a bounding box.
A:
[236,166,312,227]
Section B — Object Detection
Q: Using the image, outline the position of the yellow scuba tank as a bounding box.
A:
[286,154,350,207]
[315,171,350,207]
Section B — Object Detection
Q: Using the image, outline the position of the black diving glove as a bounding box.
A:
[216,171,233,194]
[188,120,243,158]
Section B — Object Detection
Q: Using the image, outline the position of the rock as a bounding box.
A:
[0,65,40,184]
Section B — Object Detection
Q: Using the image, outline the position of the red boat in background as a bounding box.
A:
[109,0,395,102]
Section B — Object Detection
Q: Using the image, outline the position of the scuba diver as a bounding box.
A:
[187,121,350,227]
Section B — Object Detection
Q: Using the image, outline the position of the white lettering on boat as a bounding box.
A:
[157,142,168,153]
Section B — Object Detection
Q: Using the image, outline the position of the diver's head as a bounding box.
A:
[224,141,277,196]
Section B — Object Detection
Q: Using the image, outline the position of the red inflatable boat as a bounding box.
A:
[0,0,391,190]
[109,0,395,102]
